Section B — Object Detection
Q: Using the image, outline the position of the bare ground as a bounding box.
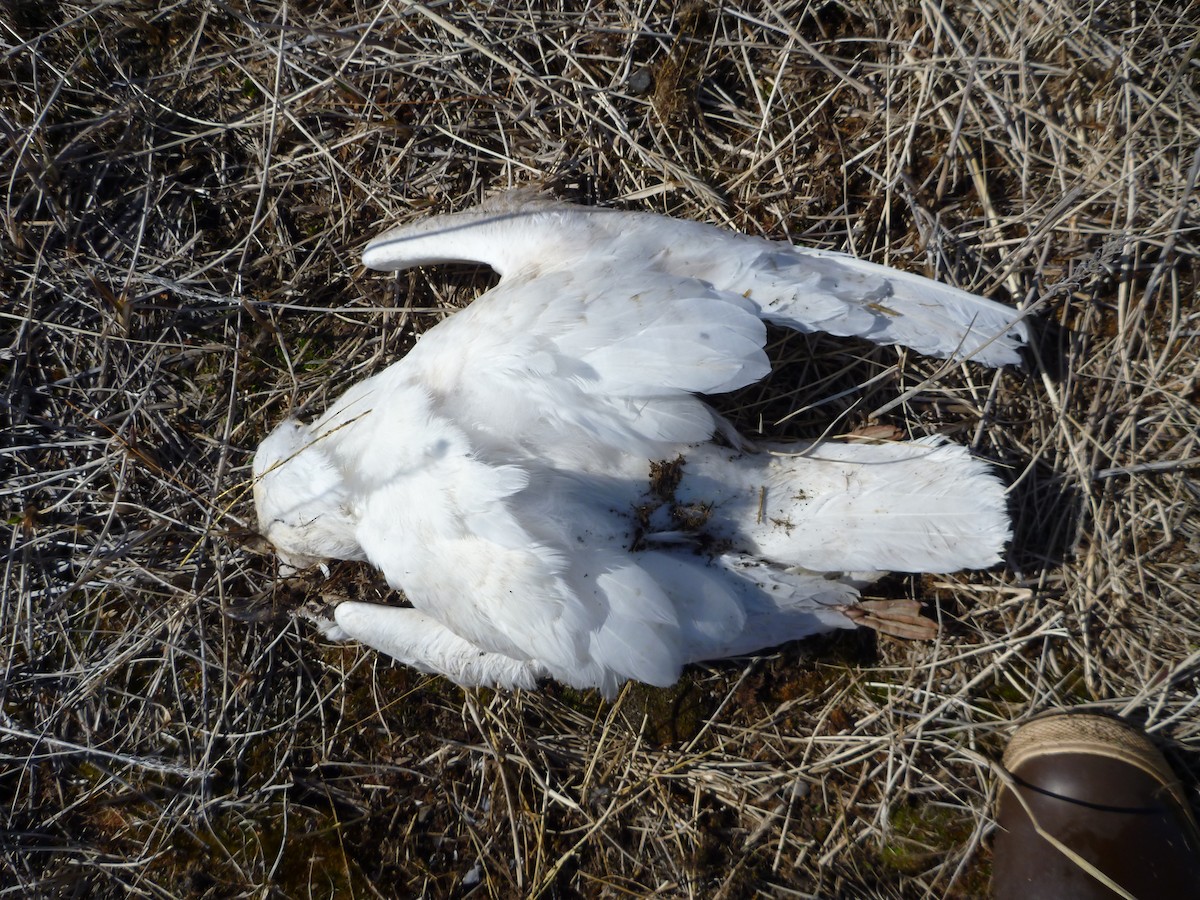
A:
[3,1,1199,897]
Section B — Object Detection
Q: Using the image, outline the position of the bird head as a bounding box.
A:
[252,418,364,572]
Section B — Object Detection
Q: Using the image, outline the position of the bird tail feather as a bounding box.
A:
[669,437,1011,575]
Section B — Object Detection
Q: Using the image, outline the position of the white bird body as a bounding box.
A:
[253,190,1025,694]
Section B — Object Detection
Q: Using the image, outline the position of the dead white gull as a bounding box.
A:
[253,190,1025,694]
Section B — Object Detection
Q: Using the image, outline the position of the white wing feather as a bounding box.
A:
[397,267,767,464]
[363,190,1028,366]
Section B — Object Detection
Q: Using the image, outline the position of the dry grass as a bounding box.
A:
[3,1,1199,896]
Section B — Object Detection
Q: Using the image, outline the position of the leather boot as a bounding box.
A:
[992,711,1200,899]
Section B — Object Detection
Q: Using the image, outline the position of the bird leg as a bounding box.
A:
[842,600,938,640]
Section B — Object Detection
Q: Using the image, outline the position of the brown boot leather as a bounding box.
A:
[992,712,1200,899]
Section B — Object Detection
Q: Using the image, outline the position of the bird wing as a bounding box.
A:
[733,245,1029,365]
[391,263,772,464]
[346,427,601,678]
[311,354,694,687]
[363,190,1028,366]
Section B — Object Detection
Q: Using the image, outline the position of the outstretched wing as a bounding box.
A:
[363,190,1029,367]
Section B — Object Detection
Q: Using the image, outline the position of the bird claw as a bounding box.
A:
[843,600,938,640]
[294,594,348,639]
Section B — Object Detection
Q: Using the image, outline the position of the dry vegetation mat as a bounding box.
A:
[3,1,1199,896]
